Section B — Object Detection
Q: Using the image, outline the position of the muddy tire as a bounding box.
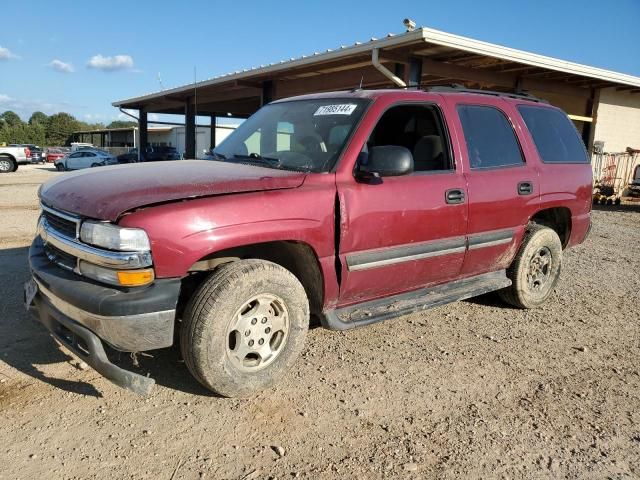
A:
[180,259,309,397]
[0,156,16,173]
[499,224,563,309]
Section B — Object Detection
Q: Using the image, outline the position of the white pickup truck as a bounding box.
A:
[0,145,31,173]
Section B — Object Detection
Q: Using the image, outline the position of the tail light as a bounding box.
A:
[25,148,31,158]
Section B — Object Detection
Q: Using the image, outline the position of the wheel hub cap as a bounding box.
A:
[0,159,11,171]
[226,294,289,371]
[527,246,552,291]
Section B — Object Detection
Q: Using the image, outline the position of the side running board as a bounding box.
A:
[321,270,511,330]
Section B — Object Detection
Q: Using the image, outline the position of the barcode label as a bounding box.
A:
[314,104,358,116]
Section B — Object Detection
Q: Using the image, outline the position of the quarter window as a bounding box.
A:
[457,105,524,169]
[517,106,589,163]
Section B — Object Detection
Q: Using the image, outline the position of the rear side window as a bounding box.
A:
[518,106,589,163]
[457,105,524,169]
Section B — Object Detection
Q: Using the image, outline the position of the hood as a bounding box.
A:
[40,160,306,221]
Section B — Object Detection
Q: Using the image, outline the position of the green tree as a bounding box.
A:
[0,123,44,145]
[45,112,80,146]
[106,120,137,129]
[0,110,23,127]
[29,111,48,125]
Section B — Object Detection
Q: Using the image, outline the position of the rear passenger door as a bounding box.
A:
[449,98,540,276]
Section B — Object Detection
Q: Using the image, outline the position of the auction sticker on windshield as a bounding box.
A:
[314,104,358,116]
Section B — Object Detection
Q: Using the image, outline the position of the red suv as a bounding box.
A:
[26,87,592,396]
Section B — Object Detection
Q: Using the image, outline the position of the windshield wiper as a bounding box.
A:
[209,150,227,160]
[232,153,280,166]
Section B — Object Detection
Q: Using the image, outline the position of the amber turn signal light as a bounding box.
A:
[116,269,155,287]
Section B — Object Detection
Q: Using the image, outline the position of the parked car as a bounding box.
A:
[0,144,31,172]
[117,148,138,164]
[44,148,68,163]
[26,88,592,397]
[70,142,96,152]
[117,146,180,164]
[9,144,43,164]
[143,145,181,162]
[54,149,117,171]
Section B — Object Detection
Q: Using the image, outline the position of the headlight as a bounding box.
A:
[79,261,154,287]
[80,221,150,251]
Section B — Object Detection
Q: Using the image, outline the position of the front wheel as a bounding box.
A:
[0,156,16,173]
[499,224,563,309]
[180,260,309,397]
[55,163,65,171]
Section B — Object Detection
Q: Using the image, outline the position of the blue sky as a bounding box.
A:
[1,0,639,123]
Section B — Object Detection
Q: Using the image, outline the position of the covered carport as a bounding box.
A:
[112,26,640,159]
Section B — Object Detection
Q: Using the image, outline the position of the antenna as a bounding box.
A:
[359,76,364,89]
[157,72,165,90]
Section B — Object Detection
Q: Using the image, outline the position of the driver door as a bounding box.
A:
[337,101,468,304]
[66,152,86,170]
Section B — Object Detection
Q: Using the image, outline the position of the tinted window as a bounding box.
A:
[457,105,524,169]
[367,104,452,172]
[518,106,589,163]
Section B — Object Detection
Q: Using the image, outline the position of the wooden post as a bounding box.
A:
[185,99,196,158]
[138,109,148,161]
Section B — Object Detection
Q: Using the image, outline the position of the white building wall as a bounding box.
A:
[592,88,640,153]
[147,125,236,158]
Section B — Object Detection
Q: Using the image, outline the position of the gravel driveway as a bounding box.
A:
[1,164,639,479]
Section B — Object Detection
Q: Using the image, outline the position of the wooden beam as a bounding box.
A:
[277,66,391,97]
[186,87,261,105]
[420,57,590,98]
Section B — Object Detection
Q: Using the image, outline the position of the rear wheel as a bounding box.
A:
[499,224,562,309]
[0,156,16,173]
[180,260,309,397]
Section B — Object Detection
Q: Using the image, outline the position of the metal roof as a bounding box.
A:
[113,26,640,113]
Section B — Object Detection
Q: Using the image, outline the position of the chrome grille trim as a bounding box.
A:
[40,203,81,239]
[39,219,152,270]
[37,204,153,271]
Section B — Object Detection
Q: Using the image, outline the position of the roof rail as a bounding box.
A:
[425,84,548,103]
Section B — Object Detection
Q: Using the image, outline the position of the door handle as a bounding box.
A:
[518,181,533,195]
[445,189,465,204]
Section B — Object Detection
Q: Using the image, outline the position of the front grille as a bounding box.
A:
[44,243,77,271]
[43,210,77,238]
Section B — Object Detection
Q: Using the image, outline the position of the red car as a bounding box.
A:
[27,87,592,396]
[45,148,68,163]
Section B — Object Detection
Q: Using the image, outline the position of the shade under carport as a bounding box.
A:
[113,26,640,157]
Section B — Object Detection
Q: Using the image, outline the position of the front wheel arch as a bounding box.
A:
[183,240,325,318]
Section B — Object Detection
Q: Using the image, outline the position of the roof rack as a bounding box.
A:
[425,84,548,103]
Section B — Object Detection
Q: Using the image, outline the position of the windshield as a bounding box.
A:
[212,98,369,172]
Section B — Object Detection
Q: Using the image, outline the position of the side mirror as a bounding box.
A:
[357,146,413,180]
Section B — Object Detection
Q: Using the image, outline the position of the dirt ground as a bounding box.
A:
[1,164,639,480]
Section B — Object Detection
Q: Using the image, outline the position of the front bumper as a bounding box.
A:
[27,237,181,394]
